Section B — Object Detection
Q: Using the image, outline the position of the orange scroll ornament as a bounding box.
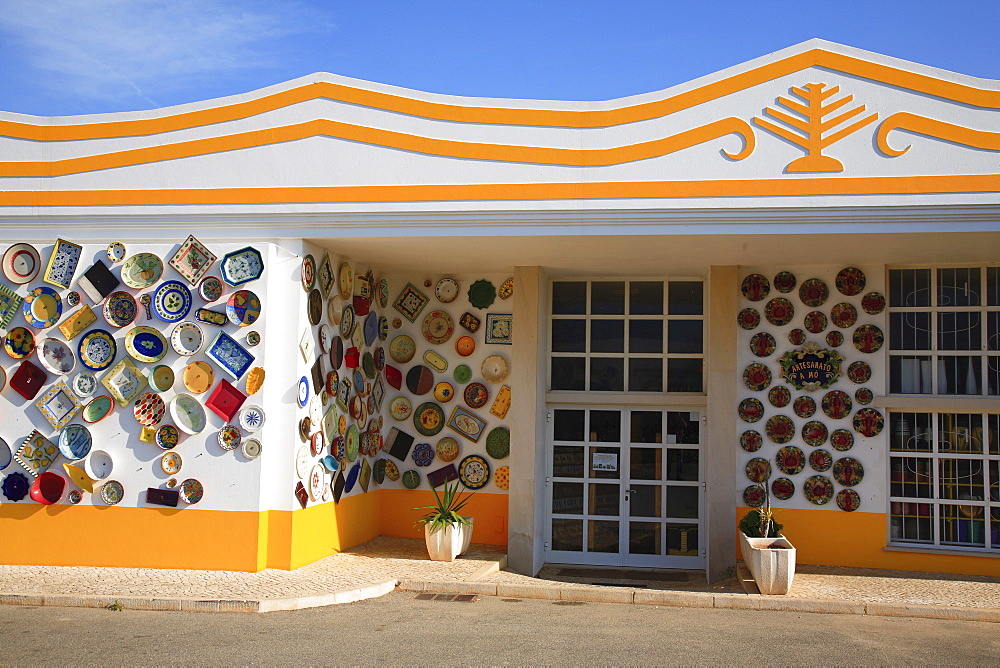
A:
[876,112,1000,157]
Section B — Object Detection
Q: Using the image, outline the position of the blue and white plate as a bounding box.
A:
[220,247,264,286]
[0,436,11,470]
[205,330,255,380]
[57,423,92,460]
[152,280,192,323]
[125,326,167,363]
[77,329,117,371]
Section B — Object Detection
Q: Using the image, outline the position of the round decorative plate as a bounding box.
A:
[467,280,496,310]
[100,480,124,505]
[835,267,866,296]
[246,331,260,347]
[390,396,412,421]
[861,292,886,315]
[123,326,167,363]
[847,360,872,384]
[2,471,29,501]
[765,414,795,443]
[4,326,35,359]
[327,295,343,325]
[803,475,834,505]
[169,322,203,357]
[156,424,179,450]
[433,381,454,403]
[226,290,261,327]
[825,331,844,347]
[836,489,861,512]
[182,360,214,394]
[152,366,175,394]
[309,464,324,500]
[464,382,489,409]
[133,392,166,427]
[740,430,763,452]
[821,390,852,419]
[295,445,310,479]
[338,262,353,300]
[37,337,76,375]
[23,287,62,328]
[853,407,884,437]
[773,271,796,294]
[775,445,805,475]
[239,405,265,432]
[120,252,163,289]
[830,428,855,451]
[768,385,791,408]
[345,424,359,461]
[833,457,864,487]
[66,291,80,307]
[459,454,491,490]
[82,395,114,424]
[383,460,400,482]
[308,289,322,326]
[454,364,472,384]
[198,275,224,302]
[854,387,874,405]
[485,426,510,459]
[78,329,117,371]
[218,424,241,451]
[411,442,434,467]
[2,243,40,284]
[801,420,828,446]
[749,332,775,357]
[340,305,356,338]
[170,394,207,435]
[793,395,817,418]
[809,448,833,472]
[102,291,137,328]
[435,277,459,303]
[771,477,795,501]
[743,485,765,507]
[58,423,92,460]
[481,355,510,384]
[242,438,262,459]
[738,398,764,423]
[421,310,454,345]
[737,308,761,330]
[68,489,83,504]
[301,255,316,291]
[401,469,420,489]
[798,278,829,307]
[741,274,769,301]
[436,436,460,462]
[72,370,97,397]
[152,280,193,323]
[787,328,806,345]
[830,302,858,328]
[406,365,434,395]
[803,310,827,334]
[745,457,771,483]
[413,402,445,437]
[764,298,794,326]
[179,478,204,504]
[161,451,183,475]
[742,363,772,392]
[852,324,884,353]
[494,466,510,490]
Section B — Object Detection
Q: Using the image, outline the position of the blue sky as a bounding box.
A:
[0,0,998,116]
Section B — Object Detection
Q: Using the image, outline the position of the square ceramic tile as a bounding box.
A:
[485,313,513,344]
[168,235,217,285]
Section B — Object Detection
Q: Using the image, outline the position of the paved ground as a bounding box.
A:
[1,536,999,621]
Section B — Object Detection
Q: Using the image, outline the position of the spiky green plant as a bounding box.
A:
[414,480,474,533]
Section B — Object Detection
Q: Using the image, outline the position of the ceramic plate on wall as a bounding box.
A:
[23,287,62,329]
[2,243,40,284]
[125,326,168,363]
[170,393,207,435]
[152,280,193,323]
[480,355,509,384]
[120,253,163,289]
[434,278,459,303]
[170,322,204,356]
[36,337,76,375]
[77,329,117,372]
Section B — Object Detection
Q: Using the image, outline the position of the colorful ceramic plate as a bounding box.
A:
[345,424,359,462]
[745,457,771,483]
[836,489,861,512]
[485,426,510,459]
[787,328,806,345]
[338,262,353,300]
[169,321,203,356]
[854,387,874,405]
[852,324,884,353]
[122,326,166,364]
[100,480,124,505]
[803,310,827,334]
[768,385,791,408]
[411,441,435,467]
[803,475,834,505]
[78,329,117,371]
[740,430,763,452]
[133,392,166,427]
[218,424,241,451]
[3,243,40,284]
[737,307,761,330]
[833,457,864,486]
[835,267,866,296]
[822,390,852,419]
[773,271,796,294]
[121,252,163,289]
[388,335,416,364]
[853,407,884,437]
[153,280,193,323]
[23,287,62,329]
[5,326,35,359]
[743,485,765,507]
[435,278,459,303]
[206,330,254,380]
[36,337,76,375]
[339,304,356,338]
[390,396,412,421]
[793,396,816,418]
[198,275,224,302]
[160,451,182,475]
[170,393,207,435]
[179,478,204,504]
[459,454,491,489]
[741,274,769,301]
[226,290,261,327]
[0,437,13,471]
[775,445,805,475]
[467,280,496,310]
[830,428,855,451]
[742,363,772,391]
[809,448,833,472]
[825,330,844,347]
[57,423,92,460]
[830,302,858,328]
[309,463,325,500]
[182,360,214,394]
[749,332,775,357]
[422,310,454,345]
[239,405,265,432]
[847,360,872,384]
[481,355,509,384]
[82,395,114,423]
[799,278,829,307]
[464,382,490,409]
[205,379,247,422]
[220,247,264,287]
[861,292,886,315]
[764,298,794,326]
[454,364,472,384]
[771,477,795,501]
[802,420,828,446]
[738,398,764,423]
[413,402,445,437]
[156,424,179,450]
[436,436,459,462]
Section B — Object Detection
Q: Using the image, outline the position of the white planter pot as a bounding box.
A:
[739,531,796,595]
[458,517,474,555]
[424,523,464,562]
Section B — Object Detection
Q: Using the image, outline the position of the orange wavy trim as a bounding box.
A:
[1,174,995,206]
[0,117,754,177]
[0,49,998,141]
[876,112,1000,156]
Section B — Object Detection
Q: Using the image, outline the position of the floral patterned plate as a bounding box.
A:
[239,405,265,432]
[773,271,796,294]
[737,308,760,330]
[830,302,858,328]
[830,428,855,451]
[809,448,833,472]
[218,424,242,451]
[853,408,884,437]
[803,475,834,505]
[821,390,852,420]
[740,430,763,452]
[765,414,795,444]
[847,360,872,384]
[738,398,764,423]
[742,363,772,392]
[802,420,828,446]
[852,324,884,353]
[741,274,769,301]
[775,445,805,475]
[803,310,827,334]
[764,298,794,326]
[835,267,866,296]
[745,457,771,483]
[179,478,204,504]
[833,457,864,486]
[768,385,791,408]
[836,489,861,512]
[743,485,765,507]
[854,387,874,405]
[100,480,124,505]
[793,396,816,418]
[799,278,829,307]
[825,331,844,347]
[102,291,137,328]
[749,332,775,357]
[771,477,795,500]
[861,292,886,315]
[787,328,806,345]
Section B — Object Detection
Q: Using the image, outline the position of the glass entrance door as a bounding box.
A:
[546,406,704,568]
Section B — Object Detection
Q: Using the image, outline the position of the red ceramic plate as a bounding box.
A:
[205,379,247,422]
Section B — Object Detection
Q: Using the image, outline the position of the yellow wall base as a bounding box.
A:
[737,507,999,577]
[379,489,508,545]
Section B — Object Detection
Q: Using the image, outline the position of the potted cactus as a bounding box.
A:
[739,484,795,595]
[414,480,474,562]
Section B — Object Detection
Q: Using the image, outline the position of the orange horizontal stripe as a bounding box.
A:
[2,174,996,207]
[0,49,997,141]
[0,117,754,177]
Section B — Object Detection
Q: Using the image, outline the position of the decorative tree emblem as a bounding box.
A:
[754,83,878,173]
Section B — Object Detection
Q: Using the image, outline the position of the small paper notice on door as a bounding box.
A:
[592,452,618,472]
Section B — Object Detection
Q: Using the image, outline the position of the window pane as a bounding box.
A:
[629,522,661,555]
[667,359,703,392]
[889,356,934,394]
[666,448,699,481]
[590,482,620,516]
[551,319,586,352]
[890,412,932,451]
[890,313,931,350]
[590,320,624,353]
[891,501,933,543]
[990,357,1000,396]
[554,410,585,442]
[990,460,999,502]
[938,413,983,453]
[629,485,661,517]
[940,505,985,547]
[988,267,1000,306]
[938,312,981,350]
[890,457,933,498]
[666,486,699,519]
[667,524,698,556]
[591,281,625,315]
[551,357,585,390]
[988,312,999,350]
[553,446,585,478]
[991,415,1000,455]
[552,482,584,515]
[628,358,663,392]
[938,267,981,307]
[552,281,587,315]
[630,411,662,443]
[590,358,624,391]
[630,281,663,315]
[937,356,982,394]
[938,459,984,500]
[629,320,663,353]
[667,411,700,444]
[551,518,583,551]
[668,320,703,353]
[668,282,703,315]
[589,410,621,442]
[890,269,931,307]
[588,520,619,553]
[630,447,662,480]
